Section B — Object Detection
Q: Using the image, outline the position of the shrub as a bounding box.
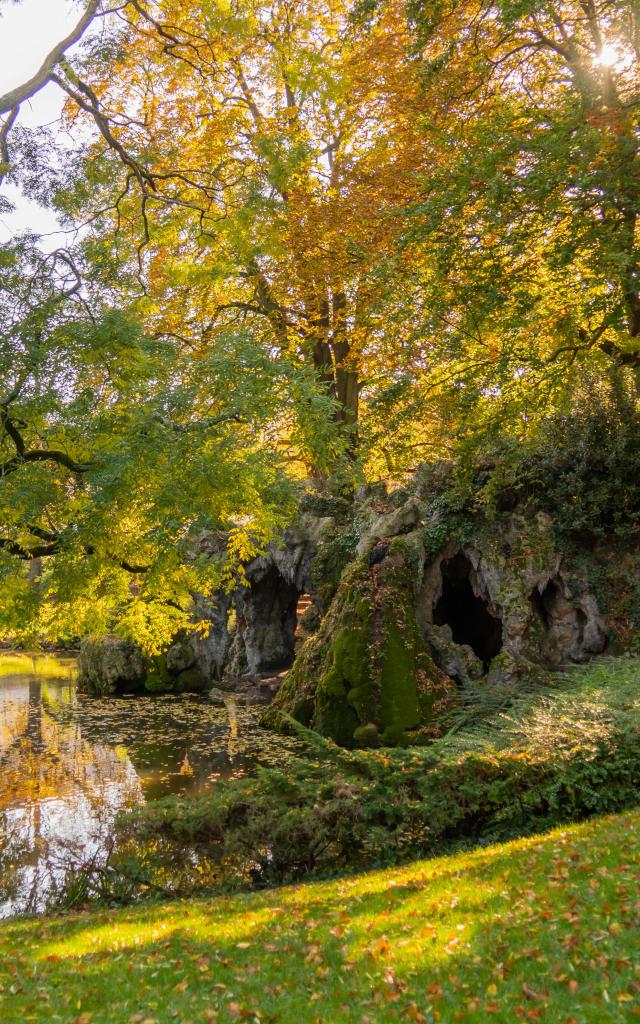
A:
[111,657,640,896]
[460,376,640,539]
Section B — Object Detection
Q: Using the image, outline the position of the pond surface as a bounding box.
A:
[0,653,298,918]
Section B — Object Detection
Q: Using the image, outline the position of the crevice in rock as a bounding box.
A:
[530,577,561,629]
[432,552,503,671]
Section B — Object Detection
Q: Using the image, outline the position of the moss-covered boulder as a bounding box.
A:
[77,637,147,696]
[78,637,210,696]
[262,548,457,747]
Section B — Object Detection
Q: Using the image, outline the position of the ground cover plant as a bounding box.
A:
[2,808,639,1023]
[100,658,640,897]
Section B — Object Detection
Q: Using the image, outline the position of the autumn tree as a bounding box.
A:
[1,1,355,646]
[45,0,431,464]
[386,0,640,440]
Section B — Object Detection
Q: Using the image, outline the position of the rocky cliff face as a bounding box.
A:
[78,464,638,739]
[77,516,328,696]
[263,475,633,746]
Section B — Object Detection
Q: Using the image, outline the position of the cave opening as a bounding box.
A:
[530,577,561,628]
[246,566,301,672]
[433,552,503,671]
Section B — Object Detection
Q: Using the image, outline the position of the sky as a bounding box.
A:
[0,0,84,241]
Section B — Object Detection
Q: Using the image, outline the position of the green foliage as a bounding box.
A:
[371,0,640,463]
[0,240,343,651]
[450,374,640,541]
[111,657,640,895]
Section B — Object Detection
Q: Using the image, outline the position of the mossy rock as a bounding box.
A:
[263,551,456,747]
[174,666,209,693]
[144,654,172,693]
[144,656,209,694]
[77,637,147,696]
[78,636,212,697]
[311,524,359,610]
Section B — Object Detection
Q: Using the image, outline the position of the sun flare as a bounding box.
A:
[596,43,621,69]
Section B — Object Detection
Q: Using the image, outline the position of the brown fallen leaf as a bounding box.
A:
[522,983,547,1001]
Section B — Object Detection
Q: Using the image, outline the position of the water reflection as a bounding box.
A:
[0,654,297,917]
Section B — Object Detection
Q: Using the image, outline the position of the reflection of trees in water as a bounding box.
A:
[1,678,140,808]
[0,674,142,916]
[0,666,299,916]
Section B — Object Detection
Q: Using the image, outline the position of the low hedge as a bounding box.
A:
[114,658,640,894]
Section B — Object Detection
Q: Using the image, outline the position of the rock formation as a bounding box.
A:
[79,462,637,745]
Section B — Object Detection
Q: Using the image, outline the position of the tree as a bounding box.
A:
[394,0,640,436]
[0,236,339,650]
[45,0,430,458]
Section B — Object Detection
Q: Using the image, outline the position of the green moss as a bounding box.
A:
[352,722,380,746]
[388,529,425,588]
[175,666,209,692]
[265,551,455,748]
[311,523,359,609]
[143,658,209,694]
[378,613,421,745]
[144,654,172,692]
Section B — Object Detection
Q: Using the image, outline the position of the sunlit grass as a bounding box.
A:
[1,809,639,1022]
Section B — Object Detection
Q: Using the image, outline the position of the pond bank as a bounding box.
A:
[1,809,638,1023]
[0,654,300,918]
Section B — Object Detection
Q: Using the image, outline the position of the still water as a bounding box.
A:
[0,653,297,918]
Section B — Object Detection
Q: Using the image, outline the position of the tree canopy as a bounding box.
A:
[1,0,638,647]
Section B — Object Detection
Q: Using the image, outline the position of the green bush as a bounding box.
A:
[462,377,640,539]
[113,657,640,895]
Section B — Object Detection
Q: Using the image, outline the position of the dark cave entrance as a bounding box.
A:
[433,552,503,671]
[246,566,301,672]
[530,577,562,629]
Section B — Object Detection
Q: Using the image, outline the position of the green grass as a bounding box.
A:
[2,810,639,1023]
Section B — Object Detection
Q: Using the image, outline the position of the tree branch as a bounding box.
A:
[0,0,102,115]
[0,106,19,186]
[152,411,244,432]
[0,537,59,559]
[0,407,91,478]
[0,526,148,573]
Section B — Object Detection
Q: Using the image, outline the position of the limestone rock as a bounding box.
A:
[78,637,146,696]
[262,548,457,747]
[356,496,424,557]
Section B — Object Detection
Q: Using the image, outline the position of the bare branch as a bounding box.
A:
[0,0,102,115]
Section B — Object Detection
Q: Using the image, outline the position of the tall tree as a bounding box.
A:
[0,236,338,650]
[398,0,640,424]
[50,0,428,456]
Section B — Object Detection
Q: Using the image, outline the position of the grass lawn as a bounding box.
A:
[1,809,639,1024]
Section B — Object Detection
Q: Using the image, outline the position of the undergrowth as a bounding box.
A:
[48,656,640,910]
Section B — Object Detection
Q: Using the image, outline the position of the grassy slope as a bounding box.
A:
[1,811,639,1024]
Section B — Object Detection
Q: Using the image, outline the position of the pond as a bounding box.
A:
[0,653,299,918]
